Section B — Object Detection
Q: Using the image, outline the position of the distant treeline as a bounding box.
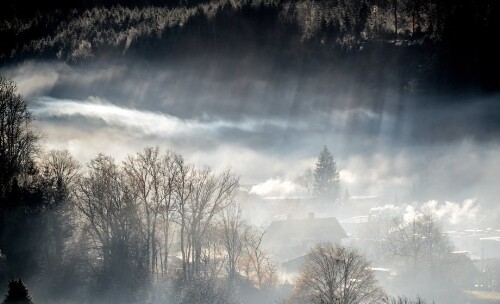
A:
[0,0,499,91]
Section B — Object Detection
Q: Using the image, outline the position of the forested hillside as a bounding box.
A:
[2,0,499,91]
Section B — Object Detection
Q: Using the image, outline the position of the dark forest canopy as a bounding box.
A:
[1,0,499,92]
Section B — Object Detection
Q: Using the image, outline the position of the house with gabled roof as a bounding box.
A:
[262,213,347,261]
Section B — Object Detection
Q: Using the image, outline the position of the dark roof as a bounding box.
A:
[265,217,347,243]
[282,254,309,270]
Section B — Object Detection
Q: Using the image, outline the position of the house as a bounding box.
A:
[263,213,347,261]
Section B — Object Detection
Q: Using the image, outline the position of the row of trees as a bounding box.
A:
[5,148,278,302]
[358,207,464,302]
[290,0,434,42]
[76,149,239,282]
[0,76,279,303]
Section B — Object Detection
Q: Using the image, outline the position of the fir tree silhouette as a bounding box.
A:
[3,279,33,304]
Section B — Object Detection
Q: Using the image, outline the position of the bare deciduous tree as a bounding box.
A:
[172,154,195,281]
[291,243,386,304]
[123,147,166,276]
[221,203,248,282]
[38,149,81,271]
[357,214,393,262]
[386,209,452,272]
[39,149,81,190]
[183,167,239,280]
[158,150,180,276]
[295,168,315,198]
[199,223,227,280]
[241,228,277,289]
[0,76,38,197]
[76,154,147,289]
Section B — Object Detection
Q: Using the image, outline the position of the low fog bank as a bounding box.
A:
[1,59,498,226]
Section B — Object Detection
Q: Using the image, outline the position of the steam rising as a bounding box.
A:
[249,178,305,199]
[370,199,481,227]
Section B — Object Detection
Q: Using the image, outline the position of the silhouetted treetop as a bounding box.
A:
[313,146,340,201]
[2,278,34,304]
[0,76,39,199]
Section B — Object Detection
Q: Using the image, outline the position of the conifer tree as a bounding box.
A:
[3,278,33,304]
[313,146,340,201]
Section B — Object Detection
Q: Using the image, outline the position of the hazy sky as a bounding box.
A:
[1,42,500,227]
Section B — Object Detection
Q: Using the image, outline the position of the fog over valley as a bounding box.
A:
[1,1,499,303]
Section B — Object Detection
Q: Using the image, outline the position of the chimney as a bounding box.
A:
[308,212,315,219]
